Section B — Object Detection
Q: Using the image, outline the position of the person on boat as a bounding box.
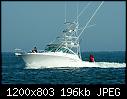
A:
[32,47,37,53]
[89,54,95,62]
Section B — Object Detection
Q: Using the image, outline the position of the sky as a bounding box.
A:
[1,1,126,52]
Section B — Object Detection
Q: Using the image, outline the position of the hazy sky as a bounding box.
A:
[2,1,126,52]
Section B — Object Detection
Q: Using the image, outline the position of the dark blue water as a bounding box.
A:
[2,51,126,84]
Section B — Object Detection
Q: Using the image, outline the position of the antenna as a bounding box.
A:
[76,2,78,24]
[64,2,67,23]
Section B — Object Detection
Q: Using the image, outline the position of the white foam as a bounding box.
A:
[25,61,126,69]
[85,62,126,68]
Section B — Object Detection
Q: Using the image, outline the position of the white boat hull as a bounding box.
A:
[20,52,86,68]
[16,52,126,69]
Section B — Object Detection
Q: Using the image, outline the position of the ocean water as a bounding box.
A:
[1,51,126,84]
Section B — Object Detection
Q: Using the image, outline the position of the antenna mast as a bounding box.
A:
[64,2,67,23]
[76,2,78,23]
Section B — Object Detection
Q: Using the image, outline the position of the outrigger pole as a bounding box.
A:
[76,1,104,41]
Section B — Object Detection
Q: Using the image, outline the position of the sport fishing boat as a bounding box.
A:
[15,1,104,68]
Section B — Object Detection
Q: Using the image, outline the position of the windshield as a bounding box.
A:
[45,44,75,54]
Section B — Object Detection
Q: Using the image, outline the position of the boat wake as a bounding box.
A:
[89,62,126,68]
[25,61,126,69]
